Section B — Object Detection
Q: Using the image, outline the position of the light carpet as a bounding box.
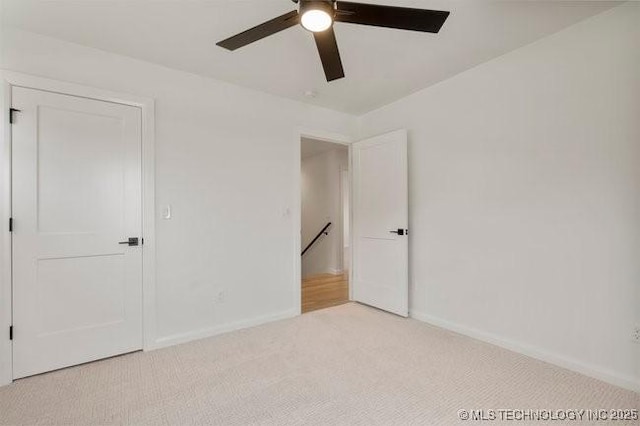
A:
[0,303,638,425]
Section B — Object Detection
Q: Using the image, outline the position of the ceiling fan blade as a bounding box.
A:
[313,28,345,82]
[335,1,449,33]
[217,10,300,51]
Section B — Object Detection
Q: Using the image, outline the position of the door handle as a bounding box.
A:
[118,237,139,246]
[389,229,408,236]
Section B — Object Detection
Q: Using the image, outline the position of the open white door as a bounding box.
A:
[11,87,143,379]
[352,129,408,317]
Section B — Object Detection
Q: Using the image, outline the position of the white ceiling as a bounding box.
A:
[301,137,347,159]
[1,0,619,114]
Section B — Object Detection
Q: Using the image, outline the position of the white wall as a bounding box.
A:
[341,168,350,271]
[301,146,348,277]
[358,4,640,391]
[0,27,356,365]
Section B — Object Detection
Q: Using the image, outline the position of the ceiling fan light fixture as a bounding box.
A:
[301,9,332,32]
[300,1,334,33]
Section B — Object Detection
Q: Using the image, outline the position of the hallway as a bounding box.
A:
[301,273,349,313]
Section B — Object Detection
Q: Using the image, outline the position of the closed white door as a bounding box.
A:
[11,87,143,379]
[352,130,408,317]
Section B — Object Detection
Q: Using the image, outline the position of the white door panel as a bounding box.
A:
[352,130,408,317]
[12,87,143,379]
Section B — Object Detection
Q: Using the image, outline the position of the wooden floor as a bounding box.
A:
[301,273,349,313]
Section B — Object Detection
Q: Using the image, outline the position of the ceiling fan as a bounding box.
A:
[216,0,450,82]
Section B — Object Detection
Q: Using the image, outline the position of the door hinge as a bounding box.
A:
[9,108,21,124]
[9,326,13,341]
[8,217,13,232]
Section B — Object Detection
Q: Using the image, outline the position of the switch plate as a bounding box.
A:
[162,205,172,220]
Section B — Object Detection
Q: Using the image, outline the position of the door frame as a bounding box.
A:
[0,71,156,386]
[293,128,353,314]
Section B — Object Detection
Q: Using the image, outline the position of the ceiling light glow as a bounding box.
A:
[301,9,333,32]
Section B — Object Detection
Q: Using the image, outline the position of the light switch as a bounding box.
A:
[163,205,172,220]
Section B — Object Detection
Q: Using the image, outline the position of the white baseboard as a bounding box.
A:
[152,308,298,350]
[409,310,640,393]
[328,268,344,275]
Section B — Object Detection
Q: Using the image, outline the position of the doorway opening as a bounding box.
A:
[300,137,350,313]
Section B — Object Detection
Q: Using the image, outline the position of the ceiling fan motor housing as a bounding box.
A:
[299,0,336,18]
